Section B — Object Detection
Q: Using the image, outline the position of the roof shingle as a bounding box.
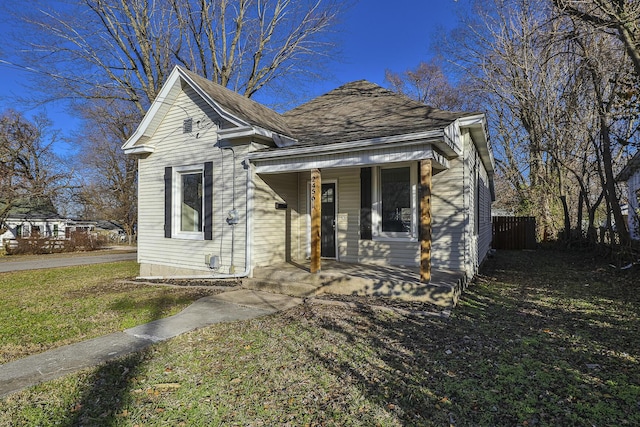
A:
[282,80,478,145]
[179,67,293,137]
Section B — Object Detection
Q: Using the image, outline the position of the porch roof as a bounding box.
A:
[248,133,450,173]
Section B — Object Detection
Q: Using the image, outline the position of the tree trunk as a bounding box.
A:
[599,120,630,245]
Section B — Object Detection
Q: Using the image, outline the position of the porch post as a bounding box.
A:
[420,159,432,282]
[310,168,322,273]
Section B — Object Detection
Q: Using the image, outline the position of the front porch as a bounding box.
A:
[247,261,468,308]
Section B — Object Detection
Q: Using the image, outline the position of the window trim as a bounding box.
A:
[372,163,418,241]
[173,164,205,240]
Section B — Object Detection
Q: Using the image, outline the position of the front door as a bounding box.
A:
[321,183,336,258]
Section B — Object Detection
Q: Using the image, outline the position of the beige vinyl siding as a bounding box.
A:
[477,156,493,266]
[359,240,419,266]
[252,172,300,267]
[465,131,479,275]
[458,130,493,276]
[296,169,360,263]
[335,169,360,263]
[137,85,248,276]
[290,162,470,269]
[431,155,466,272]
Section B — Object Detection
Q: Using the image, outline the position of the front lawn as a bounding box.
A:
[0,261,220,364]
[1,250,639,426]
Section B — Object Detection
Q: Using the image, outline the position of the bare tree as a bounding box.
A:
[170,0,343,98]
[439,0,633,243]
[384,59,466,110]
[9,0,346,232]
[554,0,640,79]
[73,101,139,243]
[569,20,637,245]
[0,110,70,230]
[14,0,345,110]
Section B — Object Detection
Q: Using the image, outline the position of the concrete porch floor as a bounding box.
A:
[245,260,468,308]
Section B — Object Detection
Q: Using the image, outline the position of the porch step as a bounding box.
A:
[242,278,320,298]
[249,262,468,307]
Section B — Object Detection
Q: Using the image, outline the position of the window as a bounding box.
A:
[180,172,203,232]
[373,164,417,239]
[166,163,213,240]
[174,167,203,238]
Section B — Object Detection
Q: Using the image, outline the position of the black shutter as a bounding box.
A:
[164,166,172,238]
[360,167,372,240]
[204,161,213,240]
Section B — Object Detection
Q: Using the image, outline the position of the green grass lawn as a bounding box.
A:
[0,261,220,364]
[1,250,639,426]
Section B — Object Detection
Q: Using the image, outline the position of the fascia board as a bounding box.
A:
[247,130,445,160]
[123,65,255,154]
[123,145,155,155]
[122,67,183,151]
[176,68,250,129]
[458,114,495,174]
[217,125,274,142]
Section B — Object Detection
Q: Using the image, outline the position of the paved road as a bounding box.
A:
[0,251,137,273]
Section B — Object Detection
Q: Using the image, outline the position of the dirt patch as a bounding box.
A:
[135,278,242,288]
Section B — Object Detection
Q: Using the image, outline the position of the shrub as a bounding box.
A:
[5,232,107,255]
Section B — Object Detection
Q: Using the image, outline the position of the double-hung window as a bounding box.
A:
[373,163,417,240]
[165,162,213,240]
[180,170,203,232]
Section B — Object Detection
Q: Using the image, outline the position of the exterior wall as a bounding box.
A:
[137,85,249,277]
[628,168,640,240]
[296,169,360,263]
[286,159,489,271]
[460,130,493,276]
[477,151,493,266]
[431,157,466,272]
[358,239,419,266]
[1,219,70,244]
[252,172,300,267]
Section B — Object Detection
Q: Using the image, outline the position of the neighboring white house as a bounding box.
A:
[122,66,495,284]
[1,211,96,247]
[618,151,640,241]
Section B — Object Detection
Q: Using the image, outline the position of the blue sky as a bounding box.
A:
[0,0,466,140]
[327,0,462,87]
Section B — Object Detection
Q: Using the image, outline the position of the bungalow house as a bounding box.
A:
[618,151,640,240]
[122,66,495,290]
[0,210,96,247]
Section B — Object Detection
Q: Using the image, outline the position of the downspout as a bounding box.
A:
[138,155,253,280]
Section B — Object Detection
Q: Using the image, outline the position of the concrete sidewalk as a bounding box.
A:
[0,289,302,398]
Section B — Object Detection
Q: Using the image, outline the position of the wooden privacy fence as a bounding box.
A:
[492,216,537,250]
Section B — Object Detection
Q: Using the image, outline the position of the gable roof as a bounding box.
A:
[124,69,490,165]
[123,66,294,154]
[178,67,293,137]
[282,80,479,146]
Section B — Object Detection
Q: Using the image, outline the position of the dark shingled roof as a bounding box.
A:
[179,67,293,137]
[282,80,478,145]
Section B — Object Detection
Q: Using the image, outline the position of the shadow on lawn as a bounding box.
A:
[302,249,640,426]
[62,293,178,426]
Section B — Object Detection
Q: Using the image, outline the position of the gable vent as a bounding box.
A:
[183,118,193,134]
